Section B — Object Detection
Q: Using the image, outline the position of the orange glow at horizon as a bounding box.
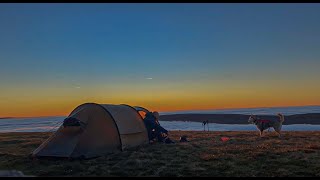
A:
[1,95,319,118]
[1,77,320,118]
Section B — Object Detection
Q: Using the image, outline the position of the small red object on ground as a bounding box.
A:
[221,137,230,142]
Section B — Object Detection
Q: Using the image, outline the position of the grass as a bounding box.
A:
[1,131,320,176]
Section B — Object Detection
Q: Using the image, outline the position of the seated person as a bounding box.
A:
[143,111,174,144]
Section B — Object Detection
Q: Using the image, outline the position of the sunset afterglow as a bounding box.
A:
[1,3,320,117]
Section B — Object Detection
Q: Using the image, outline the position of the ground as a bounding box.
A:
[1,131,320,177]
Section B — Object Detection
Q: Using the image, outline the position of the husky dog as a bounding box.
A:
[248,113,285,137]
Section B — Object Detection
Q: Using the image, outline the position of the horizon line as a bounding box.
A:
[1,104,320,119]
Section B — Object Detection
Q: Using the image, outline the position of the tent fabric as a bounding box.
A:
[31,103,149,158]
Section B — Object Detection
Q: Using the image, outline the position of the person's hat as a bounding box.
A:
[152,111,160,119]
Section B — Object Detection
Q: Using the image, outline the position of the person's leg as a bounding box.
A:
[156,125,168,134]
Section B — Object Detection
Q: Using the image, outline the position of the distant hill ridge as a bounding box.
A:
[159,113,320,125]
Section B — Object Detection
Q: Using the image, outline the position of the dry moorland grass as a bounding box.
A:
[1,131,320,177]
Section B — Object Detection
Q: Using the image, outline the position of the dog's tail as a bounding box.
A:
[277,113,285,123]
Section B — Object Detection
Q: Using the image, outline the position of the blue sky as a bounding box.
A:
[1,3,320,116]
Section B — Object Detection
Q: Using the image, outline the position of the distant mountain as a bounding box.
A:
[159,113,320,125]
[0,117,13,119]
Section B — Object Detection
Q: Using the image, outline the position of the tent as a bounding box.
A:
[31,103,150,159]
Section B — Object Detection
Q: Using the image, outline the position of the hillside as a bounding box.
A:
[159,113,320,125]
[1,131,320,176]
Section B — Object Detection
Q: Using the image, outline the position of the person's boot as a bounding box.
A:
[165,137,175,144]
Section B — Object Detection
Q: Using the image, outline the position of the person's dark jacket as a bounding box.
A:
[143,112,168,141]
[144,112,157,140]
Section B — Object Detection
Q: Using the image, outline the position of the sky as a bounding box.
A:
[1,3,320,117]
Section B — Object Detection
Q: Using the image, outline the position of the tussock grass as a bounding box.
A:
[1,131,320,176]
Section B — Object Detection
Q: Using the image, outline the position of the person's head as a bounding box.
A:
[152,111,160,120]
